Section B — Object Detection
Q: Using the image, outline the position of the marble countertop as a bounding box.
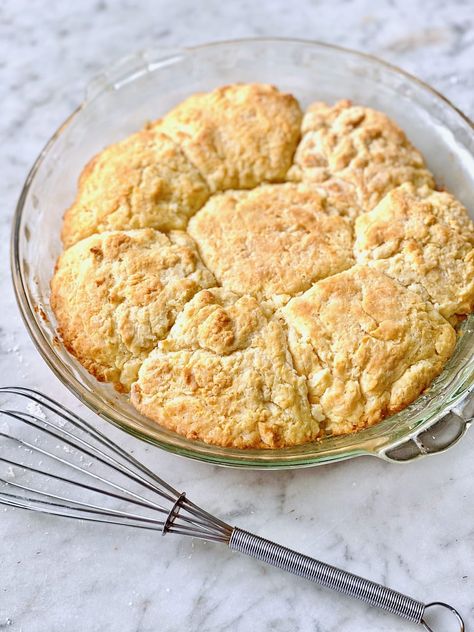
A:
[1,1,473,630]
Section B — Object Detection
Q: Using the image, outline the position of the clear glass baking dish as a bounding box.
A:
[11,38,474,468]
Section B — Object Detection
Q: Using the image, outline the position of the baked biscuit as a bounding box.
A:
[52,84,474,448]
[355,184,474,321]
[188,183,355,299]
[51,229,215,390]
[62,128,210,248]
[288,100,434,211]
[131,289,319,448]
[159,83,302,192]
[281,265,456,435]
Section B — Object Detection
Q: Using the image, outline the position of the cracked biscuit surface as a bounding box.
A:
[281,265,456,435]
[51,229,215,391]
[62,127,211,248]
[188,183,355,299]
[51,84,473,449]
[159,83,302,192]
[131,289,319,448]
[355,184,474,322]
[288,100,434,211]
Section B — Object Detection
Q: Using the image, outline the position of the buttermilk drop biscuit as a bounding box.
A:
[355,184,474,321]
[159,83,302,192]
[51,229,215,390]
[282,265,456,435]
[52,85,473,448]
[188,183,355,299]
[62,128,210,248]
[288,100,434,211]
[131,289,319,448]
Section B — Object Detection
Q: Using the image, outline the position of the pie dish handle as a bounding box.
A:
[84,47,186,103]
[383,388,474,463]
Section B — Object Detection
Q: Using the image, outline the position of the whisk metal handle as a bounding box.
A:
[229,529,464,631]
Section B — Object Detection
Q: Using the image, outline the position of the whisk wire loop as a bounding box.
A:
[0,387,232,542]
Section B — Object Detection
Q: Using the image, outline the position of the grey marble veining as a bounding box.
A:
[1,1,473,630]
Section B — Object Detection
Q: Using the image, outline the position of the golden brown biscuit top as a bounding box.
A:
[62,128,210,248]
[288,99,434,211]
[355,184,474,320]
[188,183,355,299]
[281,265,456,435]
[51,229,215,390]
[160,288,271,355]
[159,83,302,192]
[132,289,318,448]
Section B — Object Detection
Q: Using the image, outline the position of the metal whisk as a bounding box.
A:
[0,387,464,632]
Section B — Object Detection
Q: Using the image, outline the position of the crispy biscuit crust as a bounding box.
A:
[355,184,474,321]
[188,183,355,299]
[51,229,215,390]
[51,85,472,449]
[282,266,456,435]
[62,128,210,248]
[288,100,434,211]
[131,289,318,448]
[159,83,302,192]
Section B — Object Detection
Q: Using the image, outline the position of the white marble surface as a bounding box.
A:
[1,1,474,630]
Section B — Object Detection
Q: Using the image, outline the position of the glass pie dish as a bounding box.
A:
[11,38,474,468]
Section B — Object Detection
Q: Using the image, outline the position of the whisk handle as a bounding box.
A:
[229,529,464,631]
